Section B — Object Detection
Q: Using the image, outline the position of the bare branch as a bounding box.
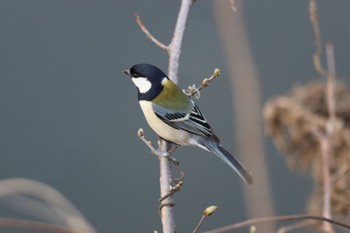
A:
[135,13,169,52]
[192,206,218,233]
[168,0,193,83]
[158,1,193,232]
[277,221,316,233]
[184,68,221,98]
[203,214,350,233]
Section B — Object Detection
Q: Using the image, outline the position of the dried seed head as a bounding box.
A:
[264,80,350,216]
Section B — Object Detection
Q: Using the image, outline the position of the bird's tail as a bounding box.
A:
[203,140,253,185]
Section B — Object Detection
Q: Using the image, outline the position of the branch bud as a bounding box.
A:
[137,128,144,137]
[203,205,218,217]
[213,68,221,78]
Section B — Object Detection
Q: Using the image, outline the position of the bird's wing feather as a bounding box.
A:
[152,101,214,138]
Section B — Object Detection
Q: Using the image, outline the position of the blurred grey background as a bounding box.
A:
[0,0,349,232]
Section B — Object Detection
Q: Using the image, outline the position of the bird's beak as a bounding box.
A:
[124,69,131,77]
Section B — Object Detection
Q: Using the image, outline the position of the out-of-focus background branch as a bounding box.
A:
[214,1,275,232]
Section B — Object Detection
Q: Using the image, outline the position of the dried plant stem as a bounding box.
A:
[0,218,84,233]
[320,42,337,233]
[0,178,96,233]
[309,1,337,232]
[203,215,350,233]
[320,136,333,233]
[325,43,336,128]
[309,0,327,77]
[311,125,334,233]
[136,1,193,232]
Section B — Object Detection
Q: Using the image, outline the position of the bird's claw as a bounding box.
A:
[154,148,171,157]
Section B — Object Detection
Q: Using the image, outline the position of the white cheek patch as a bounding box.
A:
[161,77,168,84]
[131,77,152,93]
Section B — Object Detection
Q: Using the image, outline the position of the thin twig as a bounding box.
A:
[137,128,157,154]
[184,68,221,98]
[310,126,334,233]
[193,206,218,233]
[138,128,178,157]
[325,42,337,132]
[309,0,328,77]
[203,214,350,233]
[0,218,84,233]
[135,13,169,52]
[193,215,206,233]
[168,0,193,84]
[277,221,316,233]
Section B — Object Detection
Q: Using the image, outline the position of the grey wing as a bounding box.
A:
[152,101,215,138]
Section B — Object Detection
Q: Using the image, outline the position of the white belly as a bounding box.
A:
[139,100,193,146]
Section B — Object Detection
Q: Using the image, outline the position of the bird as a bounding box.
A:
[124,63,253,184]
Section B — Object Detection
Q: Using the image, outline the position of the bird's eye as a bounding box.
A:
[133,74,139,78]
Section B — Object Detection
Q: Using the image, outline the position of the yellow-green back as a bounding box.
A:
[152,79,191,113]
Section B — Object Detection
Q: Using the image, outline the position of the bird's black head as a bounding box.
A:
[124,64,168,100]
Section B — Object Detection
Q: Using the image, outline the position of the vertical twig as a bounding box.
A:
[159,2,193,232]
[311,124,334,233]
[321,42,337,233]
[320,136,333,233]
[158,141,176,233]
[168,0,193,83]
[136,1,193,232]
[325,43,336,130]
[309,1,336,232]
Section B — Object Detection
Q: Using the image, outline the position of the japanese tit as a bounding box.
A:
[124,63,253,184]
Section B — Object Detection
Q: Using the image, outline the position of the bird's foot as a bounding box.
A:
[154,148,171,157]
